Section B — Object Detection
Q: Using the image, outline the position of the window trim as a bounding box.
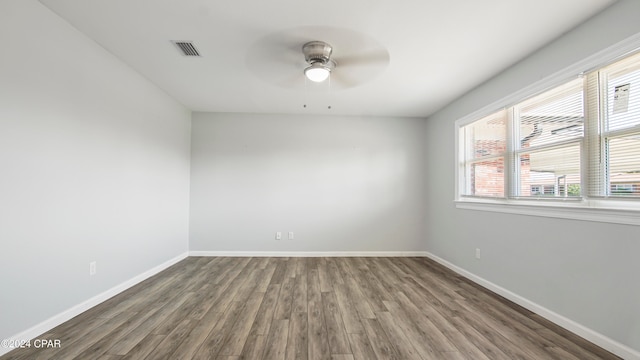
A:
[455,198,640,226]
[454,32,640,226]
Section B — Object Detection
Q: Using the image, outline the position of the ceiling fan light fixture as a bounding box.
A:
[304,63,331,82]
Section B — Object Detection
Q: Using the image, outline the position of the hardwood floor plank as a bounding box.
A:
[347,333,377,360]
[361,258,399,299]
[251,284,281,335]
[343,260,387,313]
[263,319,289,360]
[308,301,331,360]
[292,273,308,313]
[269,259,288,285]
[457,280,543,331]
[401,258,466,302]
[447,313,513,360]
[332,258,353,281]
[255,257,271,270]
[152,290,207,335]
[120,334,166,360]
[213,257,253,288]
[377,258,410,284]
[362,318,400,360]
[286,312,308,360]
[47,311,134,360]
[167,306,224,360]
[285,258,298,280]
[454,297,560,360]
[254,261,278,293]
[330,356,354,360]
[306,259,331,360]
[143,317,195,360]
[273,277,294,320]
[192,301,245,360]
[105,290,191,355]
[382,300,439,359]
[0,257,621,360]
[317,258,332,292]
[321,291,351,355]
[96,354,122,360]
[187,283,225,320]
[73,306,162,359]
[325,258,344,286]
[393,291,457,352]
[399,276,461,319]
[307,267,322,304]
[340,277,376,320]
[452,300,536,360]
[436,351,468,360]
[375,311,424,360]
[219,291,265,356]
[534,327,615,360]
[295,258,308,276]
[238,334,267,360]
[233,268,262,301]
[30,317,110,360]
[332,283,364,334]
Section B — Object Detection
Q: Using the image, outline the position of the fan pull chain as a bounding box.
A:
[301,73,332,110]
[327,74,332,110]
[303,75,309,109]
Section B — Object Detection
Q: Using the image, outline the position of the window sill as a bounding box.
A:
[455,198,640,226]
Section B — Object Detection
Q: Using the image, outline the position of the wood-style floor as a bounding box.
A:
[2,257,619,360]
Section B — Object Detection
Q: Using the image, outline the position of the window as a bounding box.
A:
[588,53,640,198]
[460,110,507,197]
[515,78,584,199]
[456,48,640,225]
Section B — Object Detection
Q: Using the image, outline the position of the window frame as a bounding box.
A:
[454,34,640,226]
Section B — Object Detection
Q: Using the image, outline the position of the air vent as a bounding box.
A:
[172,41,201,57]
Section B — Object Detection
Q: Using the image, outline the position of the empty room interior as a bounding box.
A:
[2,0,640,359]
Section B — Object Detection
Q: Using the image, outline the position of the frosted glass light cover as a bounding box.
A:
[305,65,330,82]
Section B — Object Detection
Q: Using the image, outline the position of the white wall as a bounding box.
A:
[0,0,191,341]
[190,112,426,253]
[424,0,640,356]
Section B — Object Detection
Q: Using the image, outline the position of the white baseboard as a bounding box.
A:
[0,252,189,357]
[189,251,430,257]
[424,252,640,360]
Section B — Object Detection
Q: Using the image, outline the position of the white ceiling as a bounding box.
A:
[39,0,614,118]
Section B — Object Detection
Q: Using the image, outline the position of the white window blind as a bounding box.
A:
[514,78,584,198]
[594,52,640,197]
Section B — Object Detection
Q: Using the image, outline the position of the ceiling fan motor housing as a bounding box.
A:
[303,41,333,65]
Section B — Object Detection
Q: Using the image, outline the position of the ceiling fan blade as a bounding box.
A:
[335,49,390,68]
[245,32,309,88]
[329,72,359,89]
[278,73,305,88]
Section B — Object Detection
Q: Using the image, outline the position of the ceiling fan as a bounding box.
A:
[302,41,336,83]
[245,26,390,90]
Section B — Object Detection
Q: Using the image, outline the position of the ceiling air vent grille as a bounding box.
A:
[172,41,201,57]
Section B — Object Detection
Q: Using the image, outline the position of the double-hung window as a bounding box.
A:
[514,78,584,199]
[457,49,640,224]
[460,110,507,198]
[587,54,640,198]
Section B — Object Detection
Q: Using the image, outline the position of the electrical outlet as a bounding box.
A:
[475,248,481,259]
[288,231,294,240]
[276,232,282,240]
[89,261,97,276]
